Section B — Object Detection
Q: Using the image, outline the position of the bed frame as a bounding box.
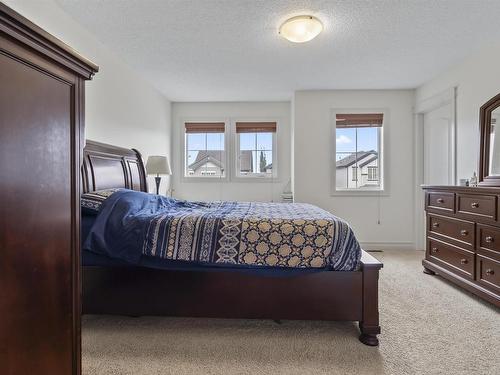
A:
[81,140,383,346]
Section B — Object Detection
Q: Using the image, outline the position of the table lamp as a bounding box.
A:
[146,155,171,195]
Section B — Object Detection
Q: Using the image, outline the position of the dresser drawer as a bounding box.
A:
[427,214,474,250]
[427,238,474,279]
[456,194,496,220]
[476,255,500,293]
[426,192,455,212]
[477,224,500,261]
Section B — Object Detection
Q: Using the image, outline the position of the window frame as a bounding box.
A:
[181,118,230,183]
[330,108,389,196]
[232,118,279,182]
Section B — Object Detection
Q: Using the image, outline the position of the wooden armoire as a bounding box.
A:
[0,4,98,374]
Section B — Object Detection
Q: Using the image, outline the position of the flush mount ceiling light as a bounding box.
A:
[279,15,323,43]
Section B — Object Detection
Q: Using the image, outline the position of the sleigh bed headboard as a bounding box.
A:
[81,140,148,193]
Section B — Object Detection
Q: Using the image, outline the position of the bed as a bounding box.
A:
[81,140,383,346]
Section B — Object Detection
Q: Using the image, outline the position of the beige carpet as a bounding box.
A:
[82,250,500,375]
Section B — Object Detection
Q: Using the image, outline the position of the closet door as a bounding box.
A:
[0,4,97,374]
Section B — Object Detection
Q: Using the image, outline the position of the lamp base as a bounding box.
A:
[155,176,161,195]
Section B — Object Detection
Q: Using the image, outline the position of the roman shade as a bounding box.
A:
[235,122,277,133]
[336,113,383,128]
[185,122,225,133]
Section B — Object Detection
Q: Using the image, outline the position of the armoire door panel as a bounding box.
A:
[0,51,75,375]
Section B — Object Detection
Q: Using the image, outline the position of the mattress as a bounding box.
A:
[82,190,362,272]
[83,216,340,277]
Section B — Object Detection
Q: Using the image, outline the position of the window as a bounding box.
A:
[235,122,277,178]
[352,166,358,181]
[184,122,226,178]
[335,113,383,191]
[367,166,378,181]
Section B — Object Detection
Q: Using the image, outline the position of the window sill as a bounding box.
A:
[180,176,281,184]
[181,176,229,183]
[233,176,281,183]
[330,189,389,197]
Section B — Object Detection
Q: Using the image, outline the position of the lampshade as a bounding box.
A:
[279,15,323,43]
[146,155,171,175]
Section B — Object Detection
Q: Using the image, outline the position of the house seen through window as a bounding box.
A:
[335,113,383,191]
[236,122,276,177]
[185,122,226,178]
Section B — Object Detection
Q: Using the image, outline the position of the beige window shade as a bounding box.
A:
[235,122,277,133]
[336,113,383,128]
[185,122,225,133]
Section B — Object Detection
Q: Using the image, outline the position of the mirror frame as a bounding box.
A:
[478,92,500,186]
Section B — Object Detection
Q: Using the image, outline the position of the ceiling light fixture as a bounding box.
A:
[279,15,323,43]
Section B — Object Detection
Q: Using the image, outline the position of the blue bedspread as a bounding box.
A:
[83,190,361,271]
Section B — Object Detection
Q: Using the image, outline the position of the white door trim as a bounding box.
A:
[414,86,458,250]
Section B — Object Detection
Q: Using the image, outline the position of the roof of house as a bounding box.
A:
[188,151,225,171]
[188,150,253,172]
[359,155,378,168]
[336,150,377,169]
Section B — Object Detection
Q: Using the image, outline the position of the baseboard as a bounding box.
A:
[360,242,416,251]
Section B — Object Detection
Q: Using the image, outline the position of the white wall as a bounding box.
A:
[4,0,172,193]
[172,102,291,202]
[293,90,415,250]
[416,42,500,181]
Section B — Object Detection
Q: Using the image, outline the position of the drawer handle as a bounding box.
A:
[460,229,468,236]
[436,198,444,203]
[431,247,438,253]
[460,258,468,265]
[485,269,495,276]
[485,236,494,243]
[471,202,479,208]
[432,222,440,228]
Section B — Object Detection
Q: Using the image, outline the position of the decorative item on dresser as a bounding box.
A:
[422,92,500,308]
[0,3,98,375]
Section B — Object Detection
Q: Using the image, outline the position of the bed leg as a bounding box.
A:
[359,330,379,346]
[423,266,435,275]
[358,262,381,346]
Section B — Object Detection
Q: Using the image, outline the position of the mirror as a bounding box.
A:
[479,93,500,186]
[489,107,500,175]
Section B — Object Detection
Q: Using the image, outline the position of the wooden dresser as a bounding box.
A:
[423,186,500,307]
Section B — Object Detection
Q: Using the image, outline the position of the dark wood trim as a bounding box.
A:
[83,251,383,345]
[72,78,85,375]
[358,252,382,346]
[0,2,98,79]
[422,185,500,195]
[478,92,500,186]
[82,140,148,193]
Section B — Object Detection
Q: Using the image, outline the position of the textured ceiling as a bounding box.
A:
[56,0,500,101]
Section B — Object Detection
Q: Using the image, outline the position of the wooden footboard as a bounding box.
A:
[358,251,383,346]
[82,250,382,345]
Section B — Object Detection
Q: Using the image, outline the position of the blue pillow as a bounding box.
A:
[81,188,122,215]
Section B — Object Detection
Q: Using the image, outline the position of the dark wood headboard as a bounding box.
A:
[81,140,148,193]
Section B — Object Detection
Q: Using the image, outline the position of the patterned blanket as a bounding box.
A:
[84,190,361,271]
